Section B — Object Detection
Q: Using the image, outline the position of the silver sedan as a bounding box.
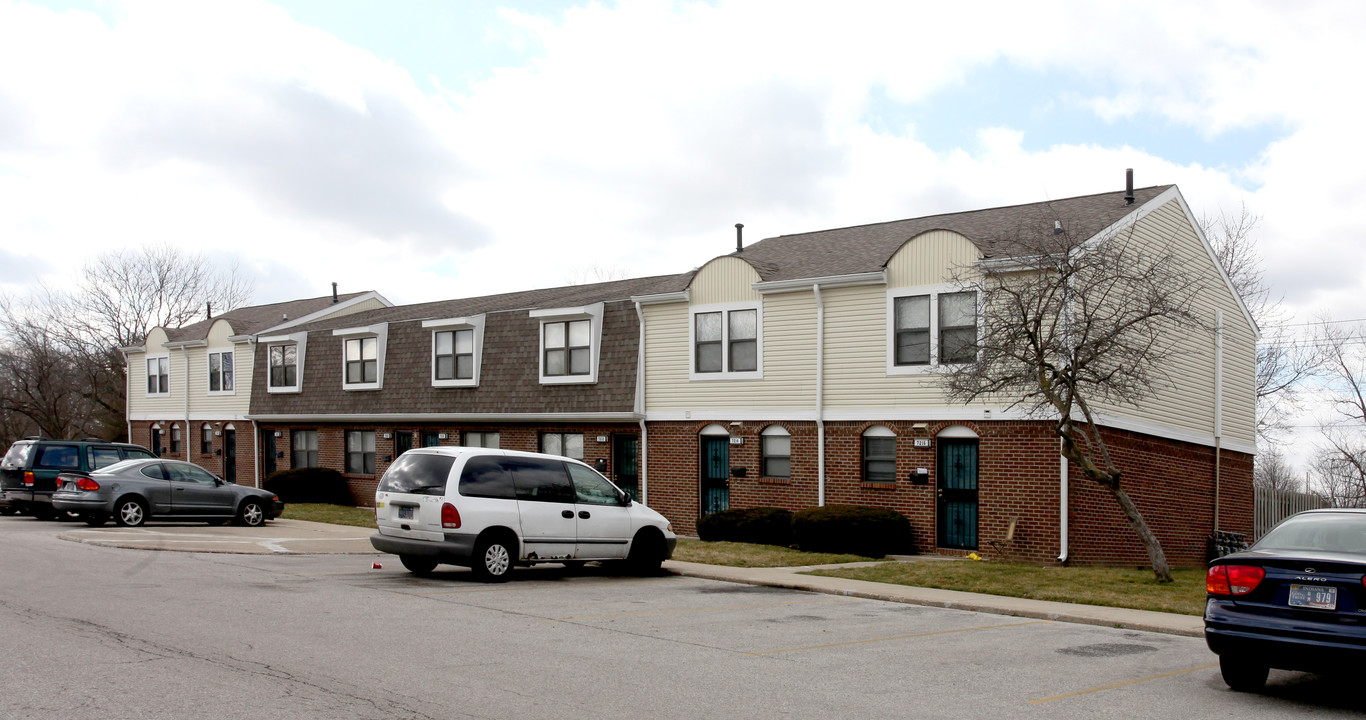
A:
[52,459,284,527]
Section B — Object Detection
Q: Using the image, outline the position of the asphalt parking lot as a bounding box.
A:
[3,515,1363,718]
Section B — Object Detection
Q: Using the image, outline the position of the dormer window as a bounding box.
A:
[887,285,979,375]
[333,323,388,391]
[423,315,485,388]
[208,350,234,394]
[530,303,603,385]
[261,332,307,393]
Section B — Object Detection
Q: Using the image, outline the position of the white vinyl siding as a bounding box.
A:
[193,322,252,417]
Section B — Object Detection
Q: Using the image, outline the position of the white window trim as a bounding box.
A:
[688,301,764,381]
[261,332,307,394]
[760,425,791,478]
[333,323,388,391]
[206,349,236,396]
[422,315,485,388]
[145,355,171,397]
[530,303,603,385]
[885,283,979,376]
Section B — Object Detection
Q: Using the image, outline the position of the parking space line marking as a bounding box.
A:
[543,597,849,622]
[743,620,1051,655]
[1027,663,1217,704]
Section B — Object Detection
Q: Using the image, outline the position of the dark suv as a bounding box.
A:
[1,438,158,520]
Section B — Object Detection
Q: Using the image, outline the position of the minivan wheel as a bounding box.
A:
[115,498,147,527]
[472,536,514,583]
[1219,655,1269,692]
[626,531,666,575]
[400,555,439,575]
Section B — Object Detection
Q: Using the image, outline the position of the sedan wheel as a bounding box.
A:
[237,500,265,527]
[115,499,147,527]
[1219,655,1268,692]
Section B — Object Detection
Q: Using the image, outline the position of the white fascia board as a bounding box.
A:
[257,291,394,335]
[119,345,146,355]
[332,322,387,337]
[753,271,886,294]
[228,335,254,344]
[248,412,642,423]
[529,302,604,319]
[630,290,689,305]
[163,340,207,349]
[421,315,480,328]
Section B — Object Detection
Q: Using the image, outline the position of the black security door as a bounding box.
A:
[223,429,237,484]
[612,435,639,501]
[700,436,730,517]
[396,432,414,457]
[262,432,276,477]
[936,439,979,549]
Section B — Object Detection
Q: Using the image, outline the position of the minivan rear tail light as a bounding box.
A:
[1207,564,1265,595]
[441,502,461,529]
[22,471,34,487]
[76,478,100,492]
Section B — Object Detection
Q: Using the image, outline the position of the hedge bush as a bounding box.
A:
[696,507,795,546]
[263,467,352,505]
[792,504,913,558]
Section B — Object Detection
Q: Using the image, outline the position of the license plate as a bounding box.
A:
[397,506,414,520]
[1288,584,1337,610]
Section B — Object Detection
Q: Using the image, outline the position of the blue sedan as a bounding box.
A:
[1205,508,1366,690]
[52,458,283,527]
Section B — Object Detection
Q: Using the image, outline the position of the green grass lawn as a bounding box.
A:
[280,503,376,528]
[671,539,888,568]
[809,561,1208,616]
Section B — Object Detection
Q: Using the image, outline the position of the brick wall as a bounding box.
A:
[129,419,261,486]
[643,419,1253,569]
[259,421,640,507]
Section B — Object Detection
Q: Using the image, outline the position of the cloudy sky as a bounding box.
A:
[4,0,1364,326]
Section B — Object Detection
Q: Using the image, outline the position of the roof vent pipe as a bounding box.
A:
[206,302,212,319]
[735,223,744,253]
[1124,168,1135,205]
[1053,220,1063,235]
[332,282,339,303]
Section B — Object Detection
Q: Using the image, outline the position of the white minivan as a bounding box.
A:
[370,447,676,582]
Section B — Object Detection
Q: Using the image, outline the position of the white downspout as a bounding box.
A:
[634,301,648,505]
[183,349,191,461]
[814,284,825,507]
[251,419,261,488]
[121,349,132,443]
[1058,439,1069,563]
[1214,309,1224,532]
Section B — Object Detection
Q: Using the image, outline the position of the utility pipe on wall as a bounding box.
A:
[634,301,649,505]
[1058,439,1069,563]
[1214,309,1224,531]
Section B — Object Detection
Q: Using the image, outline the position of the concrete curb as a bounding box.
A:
[663,560,1204,638]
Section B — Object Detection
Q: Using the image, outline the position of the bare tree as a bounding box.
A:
[944,219,1210,583]
[1307,318,1366,506]
[566,264,628,286]
[1253,447,1300,492]
[1203,204,1320,442]
[0,245,253,444]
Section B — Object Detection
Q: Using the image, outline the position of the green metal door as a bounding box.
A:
[700,436,730,517]
[612,435,640,501]
[937,439,979,550]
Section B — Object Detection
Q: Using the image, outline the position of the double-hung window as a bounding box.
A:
[201,424,213,455]
[146,357,169,395]
[888,286,978,374]
[760,426,791,479]
[862,426,897,483]
[170,425,181,454]
[531,304,603,385]
[540,432,584,459]
[208,350,234,393]
[690,303,762,379]
[463,431,500,449]
[346,430,376,474]
[345,338,377,384]
[269,346,297,388]
[292,430,318,468]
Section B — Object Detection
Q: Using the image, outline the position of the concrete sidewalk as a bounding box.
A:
[57,519,1203,638]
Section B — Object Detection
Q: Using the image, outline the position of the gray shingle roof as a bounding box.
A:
[163,292,372,342]
[730,185,1173,282]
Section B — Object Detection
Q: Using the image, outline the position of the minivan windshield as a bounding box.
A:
[379,453,456,495]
